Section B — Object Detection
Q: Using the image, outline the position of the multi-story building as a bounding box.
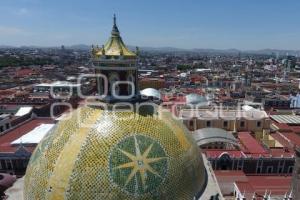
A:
[181,108,271,134]
[0,114,11,134]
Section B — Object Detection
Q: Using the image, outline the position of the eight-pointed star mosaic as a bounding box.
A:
[109,135,168,195]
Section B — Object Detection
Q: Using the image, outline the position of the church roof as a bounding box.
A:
[92,15,137,58]
[193,128,239,147]
[24,107,207,199]
[140,88,161,100]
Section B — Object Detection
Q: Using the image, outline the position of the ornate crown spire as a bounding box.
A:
[111,14,120,36]
[113,14,116,25]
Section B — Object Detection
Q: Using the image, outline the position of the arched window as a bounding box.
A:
[109,73,120,96]
[127,72,134,82]
[127,72,135,94]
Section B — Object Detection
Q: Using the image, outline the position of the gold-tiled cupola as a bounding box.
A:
[92,14,137,58]
[91,14,140,103]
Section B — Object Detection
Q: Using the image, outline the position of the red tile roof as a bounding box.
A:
[247,176,291,195]
[289,126,300,134]
[214,170,248,196]
[235,176,292,199]
[205,150,246,158]
[215,170,292,199]
[0,118,54,153]
[271,133,293,149]
[214,170,246,177]
[269,148,294,158]
[235,181,255,194]
[238,132,267,154]
[271,122,292,132]
[271,121,300,134]
[280,132,300,147]
[15,69,34,78]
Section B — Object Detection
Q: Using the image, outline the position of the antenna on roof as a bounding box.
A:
[241,190,246,200]
[283,192,288,200]
[267,191,271,200]
[288,189,293,199]
[263,190,268,200]
[251,192,256,200]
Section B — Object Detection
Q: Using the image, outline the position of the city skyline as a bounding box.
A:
[1,0,300,50]
[1,2,300,199]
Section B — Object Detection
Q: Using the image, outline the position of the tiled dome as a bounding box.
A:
[24,106,207,200]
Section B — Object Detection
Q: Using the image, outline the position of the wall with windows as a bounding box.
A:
[208,156,294,175]
[183,117,270,133]
[0,158,30,176]
[0,118,11,135]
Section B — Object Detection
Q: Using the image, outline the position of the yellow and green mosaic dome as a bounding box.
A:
[24,106,207,200]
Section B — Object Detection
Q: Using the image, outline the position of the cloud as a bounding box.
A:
[14,8,29,16]
[0,26,29,35]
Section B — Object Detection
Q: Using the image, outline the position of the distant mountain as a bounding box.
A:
[67,44,91,50]
[0,44,299,56]
[0,45,17,49]
[192,48,241,54]
[128,46,242,54]
[135,46,188,52]
[245,49,300,56]
[134,46,300,56]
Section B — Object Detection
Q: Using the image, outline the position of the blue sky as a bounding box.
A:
[0,0,300,50]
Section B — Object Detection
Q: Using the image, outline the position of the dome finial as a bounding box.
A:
[113,14,117,26]
[111,14,120,36]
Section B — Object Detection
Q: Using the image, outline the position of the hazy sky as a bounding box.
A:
[0,0,300,50]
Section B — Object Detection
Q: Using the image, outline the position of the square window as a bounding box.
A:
[257,121,261,127]
[267,166,273,173]
[223,121,228,127]
[189,120,194,127]
[240,121,245,127]
[112,81,135,100]
[206,121,211,127]
[257,167,261,173]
